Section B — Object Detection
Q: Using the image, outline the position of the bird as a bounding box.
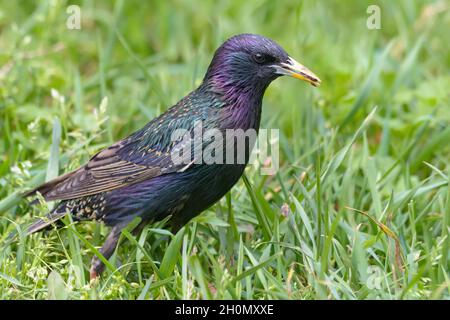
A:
[21,33,321,279]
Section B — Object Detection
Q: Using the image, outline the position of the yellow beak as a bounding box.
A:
[273,57,321,87]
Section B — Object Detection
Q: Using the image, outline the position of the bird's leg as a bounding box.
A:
[132,220,148,236]
[89,221,148,280]
[89,225,123,280]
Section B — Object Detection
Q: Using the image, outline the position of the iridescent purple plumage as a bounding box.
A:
[23,34,318,278]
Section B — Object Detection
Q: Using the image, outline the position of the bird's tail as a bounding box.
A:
[6,207,68,243]
[26,209,68,235]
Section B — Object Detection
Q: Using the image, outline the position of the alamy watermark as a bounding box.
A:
[366,5,381,29]
[170,121,279,175]
[66,5,81,30]
[366,265,383,290]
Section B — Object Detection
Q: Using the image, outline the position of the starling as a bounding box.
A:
[23,34,321,279]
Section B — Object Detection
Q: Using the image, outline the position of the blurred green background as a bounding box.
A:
[0,0,449,299]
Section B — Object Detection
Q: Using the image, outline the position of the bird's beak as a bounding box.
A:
[273,57,321,87]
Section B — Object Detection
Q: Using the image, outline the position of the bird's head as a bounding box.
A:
[204,34,321,97]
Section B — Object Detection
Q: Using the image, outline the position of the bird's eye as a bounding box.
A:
[253,53,266,64]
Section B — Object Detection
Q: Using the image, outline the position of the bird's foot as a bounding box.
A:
[89,268,99,282]
[89,256,105,282]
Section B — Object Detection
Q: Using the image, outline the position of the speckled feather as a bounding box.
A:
[23,34,297,275]
[26,35,290,228]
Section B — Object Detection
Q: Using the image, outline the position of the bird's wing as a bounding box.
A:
[25,91,218,202]
[24,138,186,201]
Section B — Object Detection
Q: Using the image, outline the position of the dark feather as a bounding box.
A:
[26,209,68,235]
[17,34,313,278]
[24,138,182,201]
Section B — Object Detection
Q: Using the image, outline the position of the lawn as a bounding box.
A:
[0,0,449,299]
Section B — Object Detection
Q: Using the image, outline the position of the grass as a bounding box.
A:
[0,0,449,299]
